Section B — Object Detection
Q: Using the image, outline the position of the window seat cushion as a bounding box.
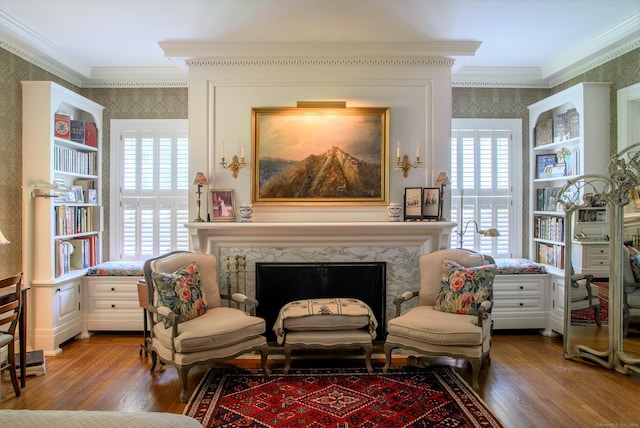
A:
[86,260,144,276]
[494,258,546,275]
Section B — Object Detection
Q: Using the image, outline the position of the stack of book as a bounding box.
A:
[2,349,46,380]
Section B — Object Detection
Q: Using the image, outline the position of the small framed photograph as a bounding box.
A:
[210,189,235,221]
[404,187,423,221]
[536,154,557,179]
[87,189,98,204]
[535,118,553,147]
[422,187,441,220]
[70,185,84,203]
[64,191,76,202]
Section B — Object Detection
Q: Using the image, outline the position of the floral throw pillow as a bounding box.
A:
[433,259,497,315]
[152,262,208,327]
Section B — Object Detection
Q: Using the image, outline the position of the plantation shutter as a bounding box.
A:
[113,120,189,260]
[450,120,520,258]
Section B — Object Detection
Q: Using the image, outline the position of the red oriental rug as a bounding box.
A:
[183,366,505,427]
[571,282,609,327]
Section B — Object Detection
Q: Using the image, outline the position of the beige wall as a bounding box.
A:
[1,46,638,276]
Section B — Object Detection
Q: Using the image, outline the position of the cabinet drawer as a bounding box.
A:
[584,245,609,257]
[493,297,545,312]
[89,298,141,313]
[87,279,141,297]
[493,276,547,296]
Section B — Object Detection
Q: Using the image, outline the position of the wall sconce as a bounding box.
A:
[435,171,450,220]
[191,172,208,222]
[394,142,422,178]
[0,229,9,245]
[456,220,500,249]
[219,142,246,179]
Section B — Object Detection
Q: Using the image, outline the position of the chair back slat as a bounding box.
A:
[0,273,23,335]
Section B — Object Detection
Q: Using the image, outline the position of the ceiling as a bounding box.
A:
[0,0,638,87]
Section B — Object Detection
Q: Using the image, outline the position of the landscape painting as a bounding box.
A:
[251,107,389,204]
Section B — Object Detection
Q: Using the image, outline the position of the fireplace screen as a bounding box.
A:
[256,262,386,342]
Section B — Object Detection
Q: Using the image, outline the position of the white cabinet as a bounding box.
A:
[548,275,566,335]
[572,241,610,278]
[83,277,144,333]
[492,274,550,330]
[31,277,84,355]
[21,81,104,355]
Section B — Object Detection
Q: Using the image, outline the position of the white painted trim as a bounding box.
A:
[617,82,640,153]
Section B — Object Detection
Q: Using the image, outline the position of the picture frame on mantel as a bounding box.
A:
[210,189,235,221]
[404,187,423,221]
[251,106,389,205]
[422,187,441,220]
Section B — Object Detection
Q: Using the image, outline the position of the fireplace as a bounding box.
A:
[256,262,386,342]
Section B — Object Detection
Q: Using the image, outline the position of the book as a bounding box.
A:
[84,122,97,147]
[70,120,85,144]
[54,113,71,139]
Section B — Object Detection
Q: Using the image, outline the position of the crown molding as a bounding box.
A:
[186,56,456,69]
[1,9,636,89]
[160,40,482,60]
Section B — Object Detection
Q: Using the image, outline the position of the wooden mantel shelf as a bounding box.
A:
[185,221,456,254]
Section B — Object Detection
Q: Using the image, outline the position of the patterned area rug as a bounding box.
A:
[571,282,609,326]
[183,366,504,427]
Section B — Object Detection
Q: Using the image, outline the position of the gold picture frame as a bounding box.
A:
[251,106,389,205]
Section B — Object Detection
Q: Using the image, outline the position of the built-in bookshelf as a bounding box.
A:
[528,82,610,335]
[21,81,104,354]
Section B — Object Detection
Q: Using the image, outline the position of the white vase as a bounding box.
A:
[387,203,402,222]
[239,204,254,222]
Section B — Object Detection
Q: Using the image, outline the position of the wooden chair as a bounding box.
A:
[143,251,269,402]
[0,273,23,398]
[383,249,496,390]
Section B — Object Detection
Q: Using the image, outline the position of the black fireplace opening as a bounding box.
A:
[255,262,386,342]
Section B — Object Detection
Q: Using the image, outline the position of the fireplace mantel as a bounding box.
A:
[185,221,456,254]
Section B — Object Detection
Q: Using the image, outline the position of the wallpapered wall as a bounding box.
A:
[0,45,637,277]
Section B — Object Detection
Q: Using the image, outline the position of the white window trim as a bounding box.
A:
[110,119,189,260]
[451,118,523,257]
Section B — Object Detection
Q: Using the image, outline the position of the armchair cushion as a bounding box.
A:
[153,262,208,327]
[433,259,496,315]
[154,306,266,353]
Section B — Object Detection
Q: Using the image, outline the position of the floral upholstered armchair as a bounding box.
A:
[383,248,496,390]
[143,251,269,402]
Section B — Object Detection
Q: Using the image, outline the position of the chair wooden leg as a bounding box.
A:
[469,358,481,391]
[363,343,373,374]
[150,350,158,372]
[259,345,270,376]
[383,343,393,373]
[178,366,190,403]
[7,342,20,397]
[283,345,292,374]
[594,306,601,326]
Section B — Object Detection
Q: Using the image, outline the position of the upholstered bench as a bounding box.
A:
[273,298,378,374]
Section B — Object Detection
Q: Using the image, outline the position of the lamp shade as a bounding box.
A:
[192,172,208,186]
[0,229,9,245]
[435,172,450,186]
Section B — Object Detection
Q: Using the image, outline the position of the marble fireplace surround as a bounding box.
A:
[185,221,456,332]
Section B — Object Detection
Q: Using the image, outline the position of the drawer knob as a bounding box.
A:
[111,287,116,291]
[519,286,524,290]
[519,302,524,306]
[111,304,116,308]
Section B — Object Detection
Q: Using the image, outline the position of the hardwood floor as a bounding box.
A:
[2,331,639,427]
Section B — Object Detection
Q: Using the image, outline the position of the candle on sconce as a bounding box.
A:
[241,143,245,159]
[416,145,420,159]
[221,141,225,158]
[396,142,400,158]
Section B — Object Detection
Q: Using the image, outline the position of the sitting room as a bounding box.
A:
[0,1,639,427]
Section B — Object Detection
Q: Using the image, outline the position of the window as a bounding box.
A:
[110,120,189,260]
[450,119,522,258]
